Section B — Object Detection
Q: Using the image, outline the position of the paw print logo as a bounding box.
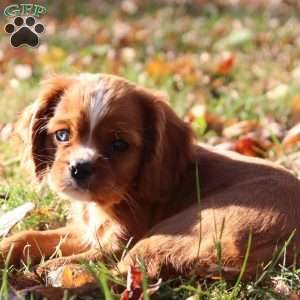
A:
[4,16,44,47]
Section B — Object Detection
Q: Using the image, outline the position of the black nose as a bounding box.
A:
[70,161,93,181]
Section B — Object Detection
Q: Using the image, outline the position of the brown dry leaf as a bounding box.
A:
[292,96,300,111]
[223,121,258,139]
[120,266,162,300]
[94,30,110,44]
[46,264,95,288]
[120,266,143,300]
[234,137,267,157]
[20,283,99,300]
[290,96,300,124]
[205,112,224,134]
[9,268,98,300]
[10,272,41,290]
[173,55,199,84]
[5,48,34,66]
[282,124,300,149]
[147,55,199,84]
[217,54,236,75]
[146,58,171,79]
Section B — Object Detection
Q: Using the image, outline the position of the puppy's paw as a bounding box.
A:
[116,254,160,281]
[116,240,162,280]
[0,233,30,267]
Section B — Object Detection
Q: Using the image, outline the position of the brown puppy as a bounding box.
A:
[1,73,300,280]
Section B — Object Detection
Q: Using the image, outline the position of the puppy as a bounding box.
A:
[1,73,300,280]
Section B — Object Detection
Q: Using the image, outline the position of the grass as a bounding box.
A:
[1,1,300,299]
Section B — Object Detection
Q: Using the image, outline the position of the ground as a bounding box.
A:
[1,1,300,299]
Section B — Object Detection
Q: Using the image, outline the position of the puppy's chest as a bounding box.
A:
[71,201,123,249]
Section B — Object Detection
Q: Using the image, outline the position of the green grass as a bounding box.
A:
[1,1,300,299]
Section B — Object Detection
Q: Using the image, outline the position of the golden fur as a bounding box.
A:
[1,74,300,280]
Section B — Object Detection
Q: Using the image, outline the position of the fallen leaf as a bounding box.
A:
[46,264,95,288]
[223,120,257,139]
[234,137,267,157]
[266,84,289,100]
[272,275,291,296]
[9,271,41,291]
[9,268,99,300]
[217,54,236,75]
[120,266,162,300]
[205,112,224,134]
[173,55,199,84]
[0,202,35,237]
[146,58,171,79]
[215,28,254,49]
[18,283,99,300]
[290,96,300,124]
[292,96,300,111]
[283,124,300,149]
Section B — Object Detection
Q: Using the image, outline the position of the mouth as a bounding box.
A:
[59,181,93,202]
[49,172,91,197]
[64,179,90,193]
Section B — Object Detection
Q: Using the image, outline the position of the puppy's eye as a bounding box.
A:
[111,139,129,153]
[55,129,70,142]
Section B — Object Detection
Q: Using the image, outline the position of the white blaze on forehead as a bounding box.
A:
[88,81,106,134]
[69,146,99,164]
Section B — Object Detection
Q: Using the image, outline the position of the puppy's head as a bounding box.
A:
[18,74,194,207]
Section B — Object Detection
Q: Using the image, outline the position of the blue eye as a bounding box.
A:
[112,139,129,152]
[55,129,70,142]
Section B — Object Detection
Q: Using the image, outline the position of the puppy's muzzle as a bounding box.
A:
[70,160,93,182]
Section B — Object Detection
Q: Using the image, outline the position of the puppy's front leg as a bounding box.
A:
[35,248,103,274]
[36,229,122,276]
[116,206,220,280]
[116,235,179,279]
[0,225,89,267]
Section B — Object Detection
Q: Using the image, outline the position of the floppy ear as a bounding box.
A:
[15,76,75,180]
[135,87,195,203]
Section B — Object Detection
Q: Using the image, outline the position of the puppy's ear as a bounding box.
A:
[135,87,195,203]
[15,76,75,180]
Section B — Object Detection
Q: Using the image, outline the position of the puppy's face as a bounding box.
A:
[19,74,193,207]
[40,75,146,205]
